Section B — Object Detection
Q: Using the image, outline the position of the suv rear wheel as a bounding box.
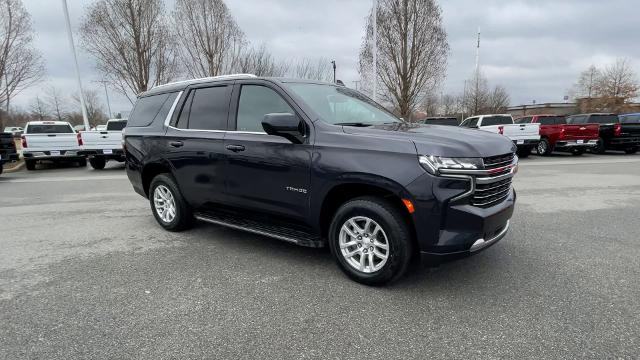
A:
[25,159,36,170]
[149,173,193,231]
[328,196,413,286]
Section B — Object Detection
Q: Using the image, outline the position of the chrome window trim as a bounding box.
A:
[163,91,184,127]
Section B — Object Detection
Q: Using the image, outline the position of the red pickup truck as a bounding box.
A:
[515,115,599,156]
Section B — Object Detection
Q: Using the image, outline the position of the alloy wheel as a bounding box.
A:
[338,216,390,273]
[153,185,176,223]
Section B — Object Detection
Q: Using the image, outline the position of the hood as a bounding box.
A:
[342,122,515,158]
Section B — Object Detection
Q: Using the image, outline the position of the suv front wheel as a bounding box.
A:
[328,196,413,286]
[149,174,193,231]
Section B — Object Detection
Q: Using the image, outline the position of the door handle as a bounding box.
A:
[225,144,245,152]
[169,141,184,148]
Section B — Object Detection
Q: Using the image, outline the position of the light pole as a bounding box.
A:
[330,60,336,83]
[61,0,90,131]
[372,0,378,102]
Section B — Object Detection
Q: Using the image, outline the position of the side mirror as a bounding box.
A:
[262,113,305,144]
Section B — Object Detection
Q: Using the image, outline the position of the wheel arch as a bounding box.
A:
[141,160,175,197]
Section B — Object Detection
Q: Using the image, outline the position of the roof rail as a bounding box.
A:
[152,73,257,90]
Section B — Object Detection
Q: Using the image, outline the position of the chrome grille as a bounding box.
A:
[470,153,515,207]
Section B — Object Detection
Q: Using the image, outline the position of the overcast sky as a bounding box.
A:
[15,0,640,115]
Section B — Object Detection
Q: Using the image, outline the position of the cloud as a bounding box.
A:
[12,0,640,112]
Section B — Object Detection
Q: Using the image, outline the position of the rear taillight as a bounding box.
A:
[21,136,27,148]
[559,127,566,139]
[614,123,621,137]
[77,132,83,146]
[498,126,504,135]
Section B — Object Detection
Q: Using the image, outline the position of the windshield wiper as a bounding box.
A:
[334,122,374,127]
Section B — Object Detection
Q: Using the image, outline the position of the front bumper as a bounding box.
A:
[555,139,598,148]
[405,155,517,265]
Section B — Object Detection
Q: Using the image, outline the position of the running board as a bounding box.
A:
[194,212,325,248]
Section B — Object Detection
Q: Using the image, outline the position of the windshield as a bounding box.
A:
[26,124,74,134]
[106,121,127,131]
[286,83,401,126]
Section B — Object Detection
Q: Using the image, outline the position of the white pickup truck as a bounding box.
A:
[460,114,540,157]
[21,121,86,170]
[79,119,127,169]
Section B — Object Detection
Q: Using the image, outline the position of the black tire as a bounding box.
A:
[328,196,413,286]
[624,146,638,154]
[571,147,585,156]
[592,138,606,154]
[149,173,193,232]
[89,156,106,170]
[517,146,531,158]
[536,139,552,156]
[0,164,3,175]
[77,158,87,167]
[25,159,36,171]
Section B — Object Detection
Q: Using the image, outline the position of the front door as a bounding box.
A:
[223,82,312,221]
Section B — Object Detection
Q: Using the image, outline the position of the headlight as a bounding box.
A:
[418,155,483,175]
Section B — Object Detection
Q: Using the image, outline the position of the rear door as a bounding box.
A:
[164,83,233,209]
[222,80,313,220]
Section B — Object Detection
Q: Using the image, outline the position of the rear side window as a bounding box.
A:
[106,121,127,131]
[26,124,74,134]
[482,116,512,126]
[187,86,231,131]
[128,92,177,127]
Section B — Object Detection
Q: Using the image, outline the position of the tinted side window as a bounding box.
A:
[236,85,295,132]
[538,117,555,125]
[174,91,194,129]
[514,117,531,124]
[129,93,174,127]
[188,86,231,130]
[468,118,479,127]
[567,116,585,124]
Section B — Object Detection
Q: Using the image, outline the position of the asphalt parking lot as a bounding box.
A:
[1,154,639,359]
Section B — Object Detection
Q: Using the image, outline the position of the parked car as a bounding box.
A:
[419,117,459,126]
[566,113,640,154]
[3,126,23,138]
[21,121,86,170]
[515,115,599,155]
[124,75,517,285]
[0,132,19,175]
[460,114,540,157]
[80,119,128,169]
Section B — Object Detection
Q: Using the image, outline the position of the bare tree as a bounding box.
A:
[487,85,510,113]
[71,89,107,126]
[0,0,45,120]
[440,93,458,116]
[44,86,68,121]
[173,0,245,78]
[594,59,639,111]
[359,0,449,118]
[29,96,48,120]
[291,57,333,81]
[233,44,289,77]
[460,72,510,115]
[80,0,178,103]
[573,65,601,100]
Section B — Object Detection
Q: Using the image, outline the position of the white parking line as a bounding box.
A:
[521,157,640,166]
[1,175,127,183]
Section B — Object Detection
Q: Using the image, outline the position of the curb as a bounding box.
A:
[3,160,25,173]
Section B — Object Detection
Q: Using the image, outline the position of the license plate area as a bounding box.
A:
[50,151,61,156]
[104,149,113,155]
